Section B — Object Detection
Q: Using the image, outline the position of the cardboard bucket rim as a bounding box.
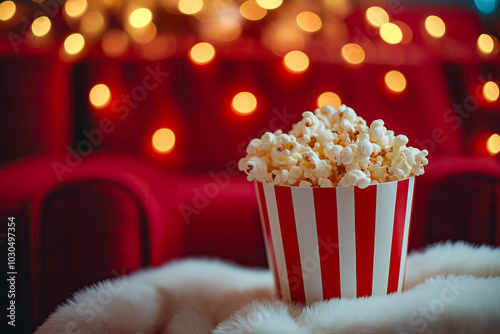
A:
[255,175,415,189]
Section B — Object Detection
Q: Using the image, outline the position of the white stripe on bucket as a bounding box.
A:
[371,181,397,295]
[254,182,274,286]
[291,187,323,304]
[263,183,291,302]
[336,187,356,298]
[398,177,415,292]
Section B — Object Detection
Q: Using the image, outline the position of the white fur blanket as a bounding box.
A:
[36,241,500,334]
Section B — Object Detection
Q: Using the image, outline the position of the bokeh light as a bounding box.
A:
[89,84,111,108]
[64,33,85,55]
[232,92,257,115]
[178,0,203,15]
[324,0,350,16]
[240,1,267,21]
[102,0,120,9]
[262,21,305,56]
[341,43,365,65]
[129,22,157,44]
[129,8,152,28]
[296,11,322,32]
[189,42,215,65]
[380,22,403,44]
[477,34,498,55]
[365,6,389,28]
[64,0,88,18]
[317,92,341,110]
[31,16,51,37]
[424,15,446,38]
[81,11,105,36]
[475,0,497,14]
[283,50,309,73]
[0,1,16,21]
[385,70,407,93]
[199,18,241,42]
[256,0,283,10]
[394,21,413,44]
[152,128,176,153]
[483,81,500,102]
[486,133,500,155]
[101,29,129,57]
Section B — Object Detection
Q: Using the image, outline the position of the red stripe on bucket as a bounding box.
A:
[256,182,282,298]
[387,178,410,294]
[354,186,378,297]
[274,186,306,303]
[313,187,341,299]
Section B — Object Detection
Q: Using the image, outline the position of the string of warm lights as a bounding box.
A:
[87,75,500,156]
[1,0,499,156]
[1,0,499,62]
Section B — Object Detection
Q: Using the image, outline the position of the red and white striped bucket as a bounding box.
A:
[255,176,415,304]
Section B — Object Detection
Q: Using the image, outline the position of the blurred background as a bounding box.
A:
[1,0,500,332]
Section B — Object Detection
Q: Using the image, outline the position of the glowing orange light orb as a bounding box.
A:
[89,83,111,108]
[283,50,309,73]
[385,70,407,93]
[232,92,257,115]
[317,92,342,110]
[152,128,176,153]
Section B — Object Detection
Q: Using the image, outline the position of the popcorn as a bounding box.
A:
[369,120,392,148]
[317,129,336,147]
[242,157,268,182]
[290,111,326,142]
[288,166,304,185]
[357,137,373,162]
[260,132,279,151]
[340,145,356,165]
[271,134,302,168]
[338,170,372,189]
[413,149,429,175]
[318,177,334,187]
[299,180,313,187]
[239,104,428,188]
[324,143,343,163]
[300,148,320,177]
[386,135,409,160]
[264,169,282,185]
[368,157,388,182]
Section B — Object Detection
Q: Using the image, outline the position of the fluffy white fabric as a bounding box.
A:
[36,241,500,334]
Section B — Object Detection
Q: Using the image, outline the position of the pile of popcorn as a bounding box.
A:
[238,104,428,188]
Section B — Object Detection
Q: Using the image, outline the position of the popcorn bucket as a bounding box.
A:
[255,177,415,304]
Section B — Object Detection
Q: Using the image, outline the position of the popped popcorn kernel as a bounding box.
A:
[290,111,326,139]
[271,134,302,168]
[242,156,268,182]
[340,145,356,165]
[299,180,313,187]
[239,104,428,188]
[288,165,304,185]
[358,138,373,161]
[300,147,322,177]
[324,143,343,163]
[318,177,334,187]
[369,120,387,144]
[261,132,279,150]
[339,170,371,189]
